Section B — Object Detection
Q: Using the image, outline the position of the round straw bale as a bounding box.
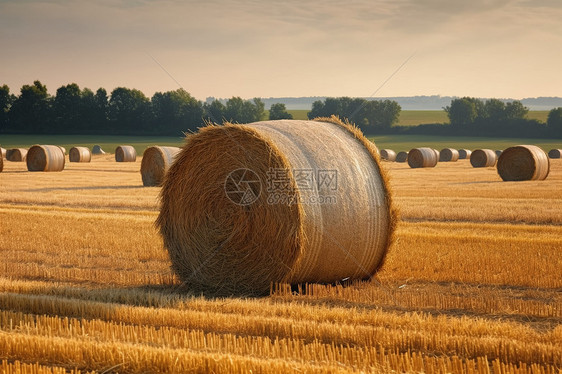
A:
[69,146,92,162]
[395,151,408,163]
[26,145,65,172]
[1,147,6,159]
[548,149,561,159]
[6,148,28,162]
[141,146,181,186]
[115,145,137,162]
[458,149,472,159]
[157,118,396,296]
[470,149,497,168]
[58,146,66,155]
[92,145,106,155]
[407,147,439,168]
[439,148,459,162]
[497,145,549,181]
[380,149,396,161]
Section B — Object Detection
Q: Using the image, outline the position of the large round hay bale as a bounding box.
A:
[497,145,549,181]
[6,148,28,162]
[92,145,106,155]
[157,118,396,296]
[69,146,92,162]
[115,145,136,162]
[395,151,408,163]
[439,148,459,162]
[458,149,472,159]
[141,146,181,186]
[380,149,396,161]
[470,149,497,168]
[407,147,439,168]
[58,146,66,155]
[1,147,6,159]
[548,149,561,159]
[26,145,65,172]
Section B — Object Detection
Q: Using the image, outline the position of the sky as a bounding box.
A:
[1,0,561,100]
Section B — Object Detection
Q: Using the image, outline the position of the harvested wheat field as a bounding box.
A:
[0,152,561,373]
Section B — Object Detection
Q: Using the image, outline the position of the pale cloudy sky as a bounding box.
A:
[1,0,561,100]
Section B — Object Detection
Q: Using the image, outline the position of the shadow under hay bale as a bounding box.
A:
[115,145,137,162]
[407,147,438,168]
[157,118,396,296]
[395,151,408,163]
[458,149,472,159]
[92,145,106,155]
[439,148,459,162]
[141,146,181,187]
[6,148,28,162]
[548,149,561,159]
[380,149,396,162]
[26,145,65,172]
[497,145,549,181]
[470,149,497,168]
[69,147,92,163]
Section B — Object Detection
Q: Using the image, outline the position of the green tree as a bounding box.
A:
[483,99,506,122]
[203,99,226,123]
[224,97,265,123]
[504,101,528,120]
[53,83,82,133]
[8,80,51,133]
[0,84,15,132]
[108,87,152,134]
[444,97,484,126]
[547,107,562,136]
[151,89,204,135]
[268,103,293,120]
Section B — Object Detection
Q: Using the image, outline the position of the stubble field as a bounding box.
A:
[0,152,561,373]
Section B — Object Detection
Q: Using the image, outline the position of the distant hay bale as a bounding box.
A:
[141,146,181,186]
[395,151,408,163]
[458,149,472,159]
[548,149,561,159]
[470,149,497,168]
[439,148,459,162]
[497,145,549,181]
[380,149,396,161]
[495,150,502,157]
[58,146,66,155]
[6,148,28,162]
[26,145,65,172]
[157,118,396,296]
[69,146,92,163]
[1,147,6,159]
[115,145,137,162]
[407,147,439,168]
[92,145,106,155]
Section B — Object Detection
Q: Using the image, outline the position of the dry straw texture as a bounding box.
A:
[408,148,439,168]
[380,149,396,161]
[92,145,106,155]
[470,149,497,168]
[141,146,181,186]
[26,145,66,172]
[115,145,137,162]
[6,148,27,162]
[157,118,396,296]
[458,149,472,159]
[395,151,408,163]
[439,148,459,162]
[548,149,561,159]
[497,145,550,181]
[69,147,92,163]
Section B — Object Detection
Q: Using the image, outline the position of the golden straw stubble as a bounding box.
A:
[157,119,395,296]
[497,145,550,181]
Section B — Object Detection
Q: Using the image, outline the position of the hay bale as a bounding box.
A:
[380,149,396,161]
[92,145,106,155]
[439,148,459,162]
[156,118,396,296]
[458,149,472,159]
[407,147,439,168]
[395,151,408,163]
[141,146,181,186]
[548,149,561,159]
[6,148,28,162]
[26,145,65,172]
[497,145,549,181]
[58,146,66,155]
[470,149,497,168]
[69,146,92,163]
[1,147,6,159]
[115,145,136,162]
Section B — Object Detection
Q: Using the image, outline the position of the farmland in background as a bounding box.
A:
[0,150,561,373]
